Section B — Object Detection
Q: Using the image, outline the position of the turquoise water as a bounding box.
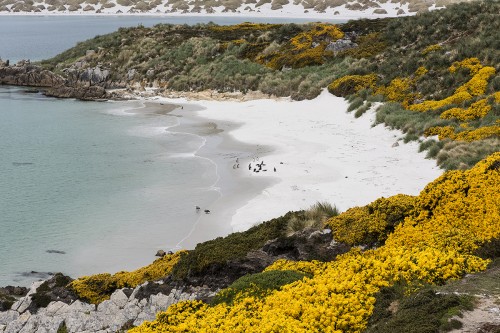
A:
[0,14,347,287]
[0,86,221,286]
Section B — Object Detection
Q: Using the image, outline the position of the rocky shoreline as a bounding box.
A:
[0,278,215,333]
[0,60,107,101]
[0,227,347,332]
[0,59,278,103]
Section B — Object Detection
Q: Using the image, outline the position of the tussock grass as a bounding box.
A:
[286,201,339,236]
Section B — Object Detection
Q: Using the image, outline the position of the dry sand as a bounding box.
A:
[149,89,443,247]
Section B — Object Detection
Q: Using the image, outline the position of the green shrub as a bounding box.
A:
[366,286,474,333]
[211,270,306,305]
[172,212,294,279]
[354,102,371,118]
[347,97,364,112]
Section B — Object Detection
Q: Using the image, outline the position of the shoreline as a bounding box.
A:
[153,89,443,237]
[165,101,277,249]
[0,89,443,287]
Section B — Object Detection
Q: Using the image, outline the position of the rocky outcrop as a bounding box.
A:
[0,287,28,312]
[0,61,65,88]
[43,85,108,101]
[326,37,358,55]
[0,280,215,333]
[178,228,350,290]
[63,65,111,87]
[0,228,348,332]
[0,61,109,101]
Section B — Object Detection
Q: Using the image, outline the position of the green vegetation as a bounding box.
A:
[285,201,339,235]
[56,322,68,333]
[211,270,306,305]
[172,212,291,278]
[0,292,15,311]
[37,1,498,170]
[366,284,474,333]
[40,22,351,100]
[334,0,500,170]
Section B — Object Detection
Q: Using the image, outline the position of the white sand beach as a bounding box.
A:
[155,89,443,248]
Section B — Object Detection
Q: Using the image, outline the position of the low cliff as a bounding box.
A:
[0,60,107,101]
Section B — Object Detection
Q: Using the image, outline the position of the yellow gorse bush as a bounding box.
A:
[71,251,185,304]
[327,74,378,96]
[440,98,492,121]
[290,24,344,51]
[421,44,442,56]
[326,194,416,246]
[425,124,500,141]
[377,77,419,107]
[409,58,496,112]
[130,153,500,333]
[257,24,343,70]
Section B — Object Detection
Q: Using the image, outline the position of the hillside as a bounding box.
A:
[1,153,497,332]
[31,0,499,169]
[0,2,499,332]
[0,0,474,17]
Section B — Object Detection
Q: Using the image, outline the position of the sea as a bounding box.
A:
[0,15,345,287]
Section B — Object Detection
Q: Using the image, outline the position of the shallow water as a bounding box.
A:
[0,86,223,286]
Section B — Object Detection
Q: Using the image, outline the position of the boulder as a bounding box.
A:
[0,311,19,325]
[109,290,128,309]
[155,250,166,257]
[326,39,358,55]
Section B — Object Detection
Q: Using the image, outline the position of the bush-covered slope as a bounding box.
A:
[329,0,500,169]
[129,152,499,332]
[40,22,350,100]
[37,1,499,170]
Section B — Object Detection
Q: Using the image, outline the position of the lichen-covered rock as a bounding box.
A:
[109,290,128,309]
[0,311,19,325]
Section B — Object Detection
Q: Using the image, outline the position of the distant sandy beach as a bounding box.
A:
[152,89,443,248]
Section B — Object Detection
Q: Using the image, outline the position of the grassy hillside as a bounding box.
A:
[330,0,500,170]
[39,0,499,170]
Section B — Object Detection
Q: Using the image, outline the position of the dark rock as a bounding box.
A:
[133,277,215,303]
[262,228,350,262]
[0,63,65,87]
[0,286,29,297]
[46,249,66,254]
[27,273,77,313]
[0,286,28,311]
[155,250,166,257]
[43,85,108,101]
[173,228,350,291]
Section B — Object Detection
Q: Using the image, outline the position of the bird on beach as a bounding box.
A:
[195,206,201,211]
[204,209,211,214]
